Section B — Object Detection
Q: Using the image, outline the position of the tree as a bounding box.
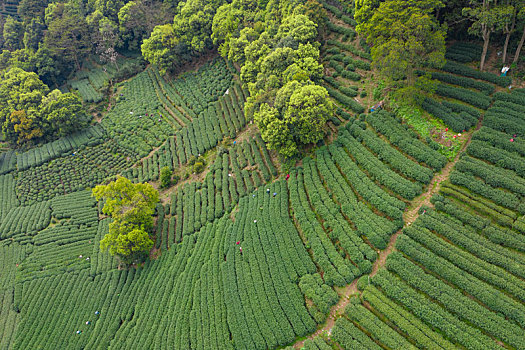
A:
[513,4,525,63]
[500,0,522,63]
[141,24,189,74]
[357,0,446,87]
[142,0,224,72]
[3,16,24,51]
[255,81,333,157]
[34,46,61,87]
[90,0,125,20]
[117,0,174,51]
[5,110,43,145]
[160,166,172,188]
[285,83,333,144]
[463,1,514,70]
[211,3,242,56]
[276,14,318,44]
[41,91,89,137]
[172,0,222,53]
[44,9,91,71]
[0,68,48,145]
[18,0,50,22]
[355,0,381,32]
[94,17,120,71]
[23,18,45,52]
[92,176,159,265]
[0,67,89,145]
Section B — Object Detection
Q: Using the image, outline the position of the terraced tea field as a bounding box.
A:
[1,2,525,349]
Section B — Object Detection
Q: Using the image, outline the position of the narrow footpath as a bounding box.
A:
[293,121,480,348]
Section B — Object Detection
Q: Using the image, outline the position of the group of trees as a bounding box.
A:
[93,176,159,265]
[355,0,447,103]
[2,0,523,155]
[461,0,525,70]
[142,0,334,157]
[353,0,525,105]
[0,67,88,145]
[229,4,334,157]
[0,0,174,87]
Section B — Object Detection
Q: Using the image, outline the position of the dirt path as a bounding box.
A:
[371,119,479,277]
[155,123,260,204]
[292,117,481,348]
[293,279,359,349]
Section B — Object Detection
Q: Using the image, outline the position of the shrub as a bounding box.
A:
[160,166,172,188]
[435,83,491,110]
[193,161,205,174]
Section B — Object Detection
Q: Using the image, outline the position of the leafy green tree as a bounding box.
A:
[3,16,24,51]
[5,110,43,145]
[160,166,172,188]
[93,176,159,265]
[0,67,48,144]
[514,5,525,63]
[117,0,174,51]
[0,48,36,74]
[41,91,88,137]
[90,0,125,20]
[18,0,50,22]
[141,24,189,74]
[303,0,328,30]
[44,9,90,70]
[276,14,318,44]
[285,83,333,144]
[357,0,446,88]
[255,82,333,157]
[463,0,514,70]
[142,0,225,71]
[257,105,297,156]
[118,1,148,50]
[355,0,381,30]
[211,3,242,56]
[23,18,45,52]
[0,67,89,145]
[34,46,61,87]
[106,224,154,262]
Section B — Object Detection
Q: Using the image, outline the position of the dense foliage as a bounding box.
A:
[0,67,88,145]
[92,176,159,264]
[2,0,525,349]
[356,0,446,86]
[0,0,174,86]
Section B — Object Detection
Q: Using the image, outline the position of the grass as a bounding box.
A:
[396,104,467,160]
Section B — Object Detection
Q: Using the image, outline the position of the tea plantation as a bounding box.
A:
[1,2,525,350]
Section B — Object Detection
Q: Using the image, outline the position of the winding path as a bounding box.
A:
[292,121,480,349]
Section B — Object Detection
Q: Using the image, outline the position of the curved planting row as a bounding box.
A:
[367,110,447,170]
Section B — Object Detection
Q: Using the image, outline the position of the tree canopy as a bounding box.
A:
[92,176,160,265]
[0,67,88,145]
[0,0,174,87]
[356,0,446,96]
[211,1,331,156]
[463,0,515,70]
[255,82,334,157]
